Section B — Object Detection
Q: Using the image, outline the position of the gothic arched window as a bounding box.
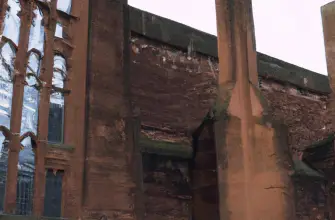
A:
[15,5,44,216]
[0,0,21,212]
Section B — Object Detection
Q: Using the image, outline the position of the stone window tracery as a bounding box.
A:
[0,0,76,215]
[0,0,20,213]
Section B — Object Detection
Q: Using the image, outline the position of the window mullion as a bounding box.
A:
[32,0,58,217]
[4,1,34,214]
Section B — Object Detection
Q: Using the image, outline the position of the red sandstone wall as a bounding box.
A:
[130,35,217,133]
[130,35,332,150]
[83,1,137,219]
[142,153,191,220]
[86,12,331,217]
[261,79,331,149]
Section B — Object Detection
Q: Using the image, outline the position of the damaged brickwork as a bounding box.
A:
[129,7,334,219]
[130,35,332,150]
[0,0,332,219]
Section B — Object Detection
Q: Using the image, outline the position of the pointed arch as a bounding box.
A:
[19,132,37,149]
[0,41,15,82]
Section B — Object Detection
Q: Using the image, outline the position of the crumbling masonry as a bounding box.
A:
[0,0,333,219]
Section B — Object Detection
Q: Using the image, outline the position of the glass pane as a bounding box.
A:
[0,134,8,213]
[53,55,66,76]
[0,43,15,82]
[55,23,63,39]
[0,81,12,129]
[26,53,40,87]
[20,86,39,135]
[28,8,44,54]
[52,71,64,89]
[48,93,64,143]
[53,55,66,88]
[57,0,71,14]
[3,0,21,45]
[16,136,34,216]
[43,170,63,217]
[0,45,13,131]
[26,53,40,75]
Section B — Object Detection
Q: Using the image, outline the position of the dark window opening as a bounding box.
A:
[43,169,63,218]
[48,101,64,143]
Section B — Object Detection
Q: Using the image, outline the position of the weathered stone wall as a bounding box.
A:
[85,4,333,219]
[261,79,331,150]
[142,153,191,220]
[130,35,332,150]
[83,1,138,219]
[294,178,328,219]
[129,33,332,220]
[130,35,217,133]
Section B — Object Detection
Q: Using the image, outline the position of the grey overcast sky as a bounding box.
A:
[128,0,333,75]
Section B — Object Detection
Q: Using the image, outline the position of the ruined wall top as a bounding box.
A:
[129,6,330,95]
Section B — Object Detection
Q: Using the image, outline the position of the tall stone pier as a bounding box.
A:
[321,2,335,219]
[214,0,296,219]
[322,1,335,132]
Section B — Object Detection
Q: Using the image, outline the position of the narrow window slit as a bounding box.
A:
[55,22,63,39]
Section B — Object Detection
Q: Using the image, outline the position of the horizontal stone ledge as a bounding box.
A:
[0,215,71,220]
[139,134,193,159]
[47,143,75,152]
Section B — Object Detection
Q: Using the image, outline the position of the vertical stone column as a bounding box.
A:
[321,2,335,219]
[62,0,89,217]
[32,0,57,216]
[83,0,142,219]
[214,0,295,219]
[322,2,335,132]
[4,1,33,213]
